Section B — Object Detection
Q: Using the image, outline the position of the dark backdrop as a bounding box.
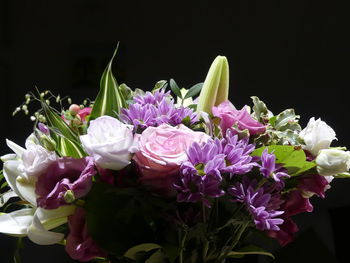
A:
[1,1,350,263]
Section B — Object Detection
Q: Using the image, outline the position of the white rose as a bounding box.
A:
[299,117,336,156]
[80,115,135,170]
[316,149,350,176]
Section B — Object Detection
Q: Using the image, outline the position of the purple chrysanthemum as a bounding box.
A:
[120,90,198,129]
[218,133,258,176]
[175,135,257,207]
[229,178,284,231]
[260,149,290,182]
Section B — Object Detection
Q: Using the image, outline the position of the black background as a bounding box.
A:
[1,1,350,262]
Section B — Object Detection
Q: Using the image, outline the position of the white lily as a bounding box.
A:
[0,136,75,245]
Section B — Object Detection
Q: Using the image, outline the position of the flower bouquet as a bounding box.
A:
[1,48,349,263]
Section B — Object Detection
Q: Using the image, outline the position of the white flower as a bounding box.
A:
[18,134,56,179]
[299,117,337,156]
[80,115,135,170]
[316,149,350,176]
[1,136,74,245]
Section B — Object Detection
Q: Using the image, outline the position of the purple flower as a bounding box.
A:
[35,157,96,209]
[120,91,198,130]
[134,90,170,105]
[66,207,106,262]
[260,149,289,182]
[229,178,284,231]
[175,135,258,207]
[219,133,257,176]
[174,141,226,207]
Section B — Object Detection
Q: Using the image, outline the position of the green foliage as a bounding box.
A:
[152,80,168,93]
[41,101,86,158]
[226,244,275,259]
[183,83,203,100]
[251,96,269,123]
[272,109,301,132]
[169,79,182,99]
[252,145,316,176]
[90,44,126,120]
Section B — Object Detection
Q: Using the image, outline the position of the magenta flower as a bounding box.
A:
[283,190,313,217]
[66,207,106,262]
[35,157,96,209]
[212,101,266,136]
[267,217,299,246]
[298,174,330,198]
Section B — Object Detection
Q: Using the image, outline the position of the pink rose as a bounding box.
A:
[134,124,210,195]
[212,101,266,136]
[66,207,106,262]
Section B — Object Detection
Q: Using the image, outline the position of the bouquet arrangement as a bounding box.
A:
[1,48,349,263]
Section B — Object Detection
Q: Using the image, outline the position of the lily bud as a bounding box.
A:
[197,56,229,114]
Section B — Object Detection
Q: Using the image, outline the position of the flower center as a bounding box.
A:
[195,163,205,176]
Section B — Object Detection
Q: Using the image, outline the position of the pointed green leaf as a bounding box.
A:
[56,136,86,158]
[170,79,182,99]
[41,102,78,142]
[90,44,125,120]
[184,82,203,99]
[118,83,133,102]
[226,245,275,259]
[334,173,350,178]
[124,243,161,260]
[152,80,168,93]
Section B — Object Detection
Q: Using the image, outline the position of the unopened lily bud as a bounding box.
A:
[197,56,229,114]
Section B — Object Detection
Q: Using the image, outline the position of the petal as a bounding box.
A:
[37,206,75,230]
[16,177,37,206]
[27,211,65,245]
[3,160,25,200]
[0,190,18,208]
[6,139,26,157]
[0,208,35,236]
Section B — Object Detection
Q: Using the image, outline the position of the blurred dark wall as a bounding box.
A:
[1,1,350,262]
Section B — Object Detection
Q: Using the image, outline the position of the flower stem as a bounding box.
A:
[179,228,188,263]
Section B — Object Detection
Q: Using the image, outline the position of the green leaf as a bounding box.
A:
[41,102,86,158]
[41,102,79,142]
[56,136,86,158]
[184,83,203,99]
[274,109,301,131]
[124,243,161,260]
[152,80,168,93]
[252,145,314,175]
[251,96,269,122]
[170,79,182,99]
[226,245,275,259]
[118,83,133,102]
[145,250,167,263]
[334,173,350,178]
[90,44,125,120]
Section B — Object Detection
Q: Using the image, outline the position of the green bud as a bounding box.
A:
[64,190,76,203]
[39,134,57,151]
[197,56,229,114]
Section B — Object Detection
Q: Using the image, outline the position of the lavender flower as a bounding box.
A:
[174,141,225,207]
[120,90,198,130]
[175,135,257,207]
[260,149,290,182]
[229,178,284,231]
